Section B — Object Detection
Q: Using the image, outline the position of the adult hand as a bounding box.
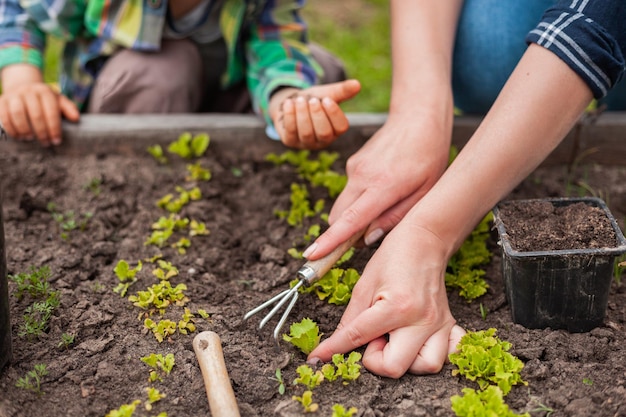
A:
[307,222,465,377]
[302,112,452,260]
[269,79,361,149]
[0,64,80,147]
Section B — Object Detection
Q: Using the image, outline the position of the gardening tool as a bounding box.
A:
[244,230,364,341]
[193,331,241,417]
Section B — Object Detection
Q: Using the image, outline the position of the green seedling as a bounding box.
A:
[9,265,53,301]
[189,219,210,237]
[47,202,93,240]
[177,308,196,335]
[129,280,188,313]
[449,328,526,395]
[274,182,324,227]
[156,186,202,213]
[283,318,322,355]
[271,368,286,395]
[58,333,75,350]
[15,364,48,395]
[445,213,493,301]
[331,404,358,417]
[186,162,211,181]
[197,309,210,319]
[167,132,210,159]
[479,303,488,321]
[140,353,175,382]
[113,260,143,297]
[145,387,166,411]
[582,377,593,386]
[144,318,177,343]
[152,260,179,280]
[105,400,141,417]
[292,390,318,413]
[147,144,168,164]
[530,402,555,416]
[450,386,530,417]
[321,352,362,385]
[293,364,324,390]
[19,292,60,340]
[145,214,190,248]
[172,237,191,254]
[295,267,360,306]
[83,177,102,196]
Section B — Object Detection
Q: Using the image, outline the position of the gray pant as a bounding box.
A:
[87,38,346,114]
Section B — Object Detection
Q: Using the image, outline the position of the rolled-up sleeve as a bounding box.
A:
[526,0,626,99]
[0,0,47,71]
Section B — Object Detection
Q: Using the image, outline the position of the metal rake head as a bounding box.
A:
[243,279,305,342]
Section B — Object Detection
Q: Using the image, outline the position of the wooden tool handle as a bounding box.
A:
[193,331,241,417]
[298,230,365,284]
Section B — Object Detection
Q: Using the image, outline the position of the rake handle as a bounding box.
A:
[298,230,365,284]
[193,331,241,417]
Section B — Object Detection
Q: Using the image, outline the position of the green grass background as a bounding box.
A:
[41,0,391,112]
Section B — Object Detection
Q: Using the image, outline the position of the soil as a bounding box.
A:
[495,200,620,252]
[0,136,626,417]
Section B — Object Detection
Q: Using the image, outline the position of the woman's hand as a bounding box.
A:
[269,79,361,150]
[0,64,79,147]
[307,222,465,377]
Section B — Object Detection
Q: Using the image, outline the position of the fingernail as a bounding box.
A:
[307,357,321,366]
[322,97,333,107]
[296,96,306,104]
[302,242,318,258]
[52,137,61,146]
[308,97,320,106]
[364,228,384,246]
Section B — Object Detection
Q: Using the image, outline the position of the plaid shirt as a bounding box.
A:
[527,0,626,99]
[0,0,323,123]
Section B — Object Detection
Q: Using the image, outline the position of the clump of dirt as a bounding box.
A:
[0,138,625,417]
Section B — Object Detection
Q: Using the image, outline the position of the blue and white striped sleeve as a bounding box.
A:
[526,0,626,99]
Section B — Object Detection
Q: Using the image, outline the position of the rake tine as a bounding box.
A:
[243,288,292,321]
[273,290,300,341]
[258,280,304,330]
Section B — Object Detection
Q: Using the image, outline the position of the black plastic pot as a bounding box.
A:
[493,197,626,332]
[0,187,11,371]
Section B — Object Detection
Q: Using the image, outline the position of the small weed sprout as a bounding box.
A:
[271,368,286,395]
[58,333,75,350]
[47,202,93,240]
[9,265,53,301]
[83,177,102,196]
[479,303,488,320]
[15,364,48,395]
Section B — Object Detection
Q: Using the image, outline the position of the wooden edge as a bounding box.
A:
[1,112,625,166]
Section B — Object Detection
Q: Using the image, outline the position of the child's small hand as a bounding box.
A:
[270,79,361,149]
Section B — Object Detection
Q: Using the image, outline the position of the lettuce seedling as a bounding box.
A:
[283,318,322,355]
[445,213,493,301]
[147,144,168,164]
[145,387,166,411]
[144,318,177,343]
[129,280,189,313]
[189,220,210,237]
[113,260,143,297]
[157,186,202,213]
[274,183,324,227]
[177,308,196,334]
[141,353,175,382]
[450,386,530,417]
[167,132,210,159]
[186,162,211,181]
[292,390,318,413]
[326,352,362,385]
[293,364,324,390]
[105,400,141,417]
[331,404,358,417]
[296,268,360,306]
[152,260,178,280]
[449,328,526,395]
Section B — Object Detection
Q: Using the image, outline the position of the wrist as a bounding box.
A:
[1,64,44,92]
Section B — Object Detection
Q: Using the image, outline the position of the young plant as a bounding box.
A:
[147,144,168,164]
[445,213,493,301]
[140,353,175,382]
[283,318,322,355]
[297,267,360,306]
[144,318,177,343]
[186,162,211,181]
[9,265,53,301]
[105,400,141,417]
[151,260,179,280]
[83,177,102,196]
[18,292,60,340]
[450,386,530,417]
[177,308,196,335]
[145,387,166,411]
[15,364,48,395]
[129,280,189,313]
[449,328,526,395]
[331,404,358,417]
[58,333,75,350]
[293,364,324,390]
[321,352,362,385]
[113,260,143,297]
[47,203,93,240]
[167,132,210,159]
[292,390,318,413]
[274,183,324,227]
[271,368,286,395]
[156,186,201,213]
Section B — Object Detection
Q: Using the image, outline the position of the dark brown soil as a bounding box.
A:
[0,136,625,417]
[496,200,621,252]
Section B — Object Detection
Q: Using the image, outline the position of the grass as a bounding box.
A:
[40,1,390,112]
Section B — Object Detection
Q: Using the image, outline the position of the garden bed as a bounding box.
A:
[0,114,625,417]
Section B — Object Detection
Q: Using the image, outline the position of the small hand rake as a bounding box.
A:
[244,231,364,342]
